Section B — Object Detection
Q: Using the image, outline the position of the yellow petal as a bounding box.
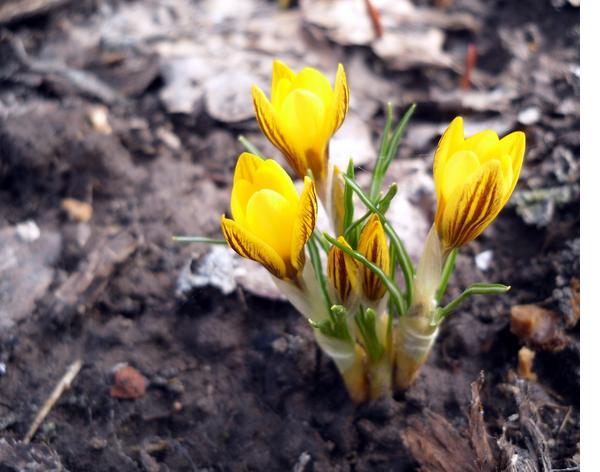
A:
[279,89,328,179]
[271,60,296,109]
[433,116,464,193]
[251,85,302,176]
[331,165,346,235]
[231,179,254,225]
[498,131,526,197]
[462,129,499,159]
[438,150,480,201]
[253,159,299,205]
[357,215,389,301]
[439,160,505,249]
[233,152,263,183]
[327,236,360,305]
[246,189,296,261]
[221,216,286,279]
[290,177,317,271]
[292,67,333,105]
[327,63,350,135]
[280,89,326,147]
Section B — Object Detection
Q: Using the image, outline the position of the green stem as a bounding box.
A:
[238,135,264,157]
[435,248,458,303]
[307,236,332,311]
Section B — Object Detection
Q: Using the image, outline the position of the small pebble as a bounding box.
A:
[475,250,493,271]
[15,220,41,242]
[518,107,541,125]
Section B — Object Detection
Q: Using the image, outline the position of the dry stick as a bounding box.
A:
[364,0,383,38]
[23,359,83,444]
[460,43,477,91]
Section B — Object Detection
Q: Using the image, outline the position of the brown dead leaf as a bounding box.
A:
[510,304,568,352]
[110,364,146,399]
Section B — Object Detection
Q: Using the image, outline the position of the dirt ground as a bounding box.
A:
[0,0,579,470]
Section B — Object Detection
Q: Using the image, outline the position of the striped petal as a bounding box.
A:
[290,177,317,271]
[328,63,350,135]
[251,85,302,176]
[357,215,389,301]
[327,236,360,305]
[221,216,287,279]
[439,160,505,250]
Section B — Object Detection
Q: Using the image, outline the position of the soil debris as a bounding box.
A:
[510,304,569,352]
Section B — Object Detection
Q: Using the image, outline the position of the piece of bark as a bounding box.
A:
[469,373,496,470]
[402,410,479,472]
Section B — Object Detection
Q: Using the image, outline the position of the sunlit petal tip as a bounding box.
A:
[234,152,264,183]
[221,215,287,279]
[272,59,295,87]
[290,177,318,271]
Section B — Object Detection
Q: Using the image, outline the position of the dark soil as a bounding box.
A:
[0,0,579,470]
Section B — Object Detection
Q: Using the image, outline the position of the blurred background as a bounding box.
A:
[0,0,579,470]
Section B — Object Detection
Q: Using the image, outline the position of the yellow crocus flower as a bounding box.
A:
[221,152,317,281]
[327,236,361,306]
[433,117,526,251]
[251,60,349,188]
[357,215,390,302]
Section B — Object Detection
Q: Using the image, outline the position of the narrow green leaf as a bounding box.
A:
[382,103,416,173]
[238,135,264,157]
[172,236,227,244]
[307,236,332,310]
[342,159,355,232]
[370,102,395,200]
[435,248,458,303]
[435,283,511,323]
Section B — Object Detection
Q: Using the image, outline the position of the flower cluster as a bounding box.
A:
[183,60,526,402]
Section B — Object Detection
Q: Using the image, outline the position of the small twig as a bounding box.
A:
[460,43,477,91]
[557,406,572,435]
[23,359,82,444]
[364,0,383,38]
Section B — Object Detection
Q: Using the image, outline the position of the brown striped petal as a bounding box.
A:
[221,215,287,279]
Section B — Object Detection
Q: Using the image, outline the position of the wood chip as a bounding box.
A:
[61,198,93,223]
